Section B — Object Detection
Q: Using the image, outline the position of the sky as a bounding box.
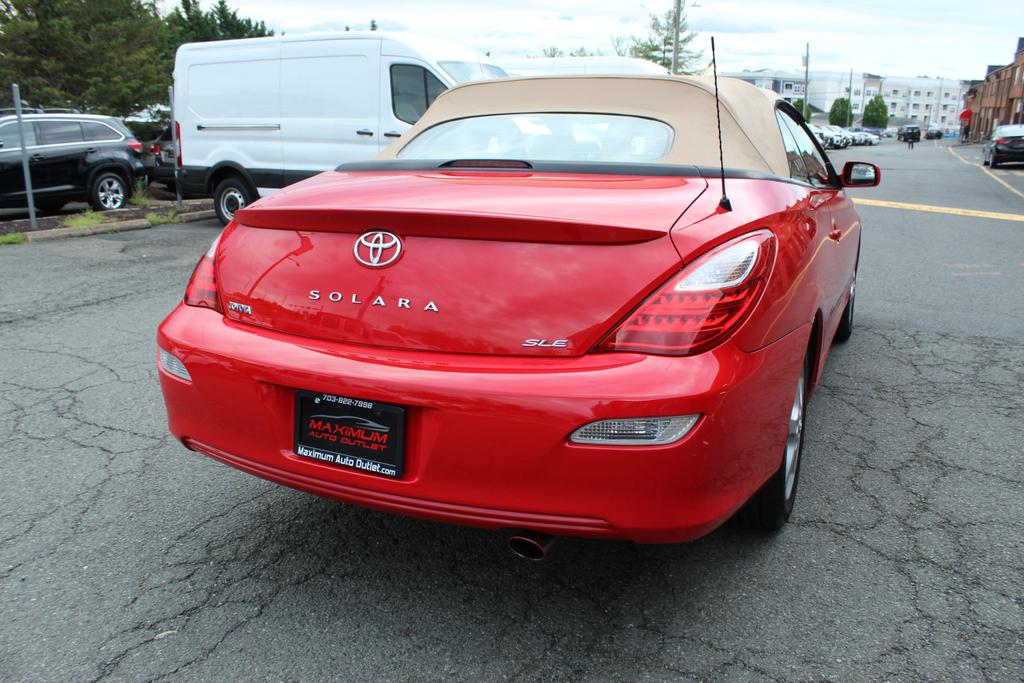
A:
[161,0,1024,81]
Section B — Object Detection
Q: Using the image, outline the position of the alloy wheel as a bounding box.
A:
[784,372,805,500]
[98,177,125,209]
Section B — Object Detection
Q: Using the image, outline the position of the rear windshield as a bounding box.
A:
[994,125,1024,138]
[397,113,674,163]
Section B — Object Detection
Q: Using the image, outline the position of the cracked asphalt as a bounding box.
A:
[1,140,1022,681]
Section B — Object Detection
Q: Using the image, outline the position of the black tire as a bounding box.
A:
[833,269,856,343]
[90,172,128,211]
[744,353,809,531]
[989,154,999,169]
[213,177,255,225]
[982,153,989,167]
[33,199,67,215]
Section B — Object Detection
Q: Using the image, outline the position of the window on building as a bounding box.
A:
[913,90,921,96]
[866,88,876,96]
[941,116,946,123]
[892,89,899,96]
[891,102,897,110]
[854,89,861,96]
[784,82,793,91]
[913,103,920,110]
[926,91,932,97]
[944,92,950,99]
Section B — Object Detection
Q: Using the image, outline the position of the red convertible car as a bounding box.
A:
[157,76,878,558]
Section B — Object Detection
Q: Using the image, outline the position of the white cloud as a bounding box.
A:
[163,0,1024,80]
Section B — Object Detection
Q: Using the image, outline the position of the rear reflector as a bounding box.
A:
[570,415,699,446]
[159,348,192,382]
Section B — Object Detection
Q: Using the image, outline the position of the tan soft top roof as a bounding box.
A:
[379,75,789,176]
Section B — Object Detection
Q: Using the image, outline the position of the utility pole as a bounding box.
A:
[670,0,682,75]
[12,84,37,231]
[802,43,810,120]
[848,69,854,126]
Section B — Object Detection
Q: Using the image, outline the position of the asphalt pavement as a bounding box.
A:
[1,139,1021,681]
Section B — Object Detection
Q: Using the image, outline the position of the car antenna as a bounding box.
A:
[711,37,732,212]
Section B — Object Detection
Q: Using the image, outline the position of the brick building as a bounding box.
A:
[963,37,1024,140]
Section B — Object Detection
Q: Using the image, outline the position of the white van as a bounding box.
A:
[174,32,506,223]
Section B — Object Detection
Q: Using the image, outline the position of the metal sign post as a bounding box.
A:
[168,85,183,209]
[12,84,38,231]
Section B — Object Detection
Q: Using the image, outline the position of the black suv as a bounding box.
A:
[0,113,145,212]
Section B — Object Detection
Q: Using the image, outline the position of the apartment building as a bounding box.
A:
[808,72,967,129]
[721,69,806,105]
[963,38,1024,139]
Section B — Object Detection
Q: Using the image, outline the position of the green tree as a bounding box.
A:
[862,95,889,128]
[369,19,377,31]
[829,97,851,126]
[541,46,564,58]
[0,0,170,115]
[791,98,804,115]
[628,6,702,74]
[164,0,271,48]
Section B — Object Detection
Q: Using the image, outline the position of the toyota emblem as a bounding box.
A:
[354,231,403,267]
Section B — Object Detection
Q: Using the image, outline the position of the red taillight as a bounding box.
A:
[175,121,182,169]
[597,231,775,356]
[994,138,1009,145]
[149,142,161,154]
[184,235,223,313]
[127,140,143,153]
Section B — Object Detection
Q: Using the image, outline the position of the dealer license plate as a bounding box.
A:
[294,390,405,479]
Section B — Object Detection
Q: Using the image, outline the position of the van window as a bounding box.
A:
[37,120,84,145]
[82,121,123,141]
[391,65,446,124]
[0,121,37,149]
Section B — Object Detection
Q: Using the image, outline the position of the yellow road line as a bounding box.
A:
[852,197,1024,223]
[947,147,1024,200]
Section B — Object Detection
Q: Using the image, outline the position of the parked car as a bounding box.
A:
[173,31,508,224]
[882,127,897,138]
[809,124,840,149]
[0,113,144,212]
[142,127,176,189]
[824,125,853,147]
[157,75,879,557]
[925,127,943,140]
[897,124,921,141]
[983,124,1024,168]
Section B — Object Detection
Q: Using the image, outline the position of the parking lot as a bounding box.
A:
[1,139,1021,681]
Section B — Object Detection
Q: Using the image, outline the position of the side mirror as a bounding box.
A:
[841,161,880,188]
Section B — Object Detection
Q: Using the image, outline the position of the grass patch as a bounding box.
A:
[63,210,105,229]
[0,232,27,245]
[129,179,155,209]
[146,210,180,226]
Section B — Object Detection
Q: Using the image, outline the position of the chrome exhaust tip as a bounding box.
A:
[506,531,558,562]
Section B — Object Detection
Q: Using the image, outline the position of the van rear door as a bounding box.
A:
[280,38,381,184]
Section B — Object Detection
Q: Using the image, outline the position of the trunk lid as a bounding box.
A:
[217,169,707,356]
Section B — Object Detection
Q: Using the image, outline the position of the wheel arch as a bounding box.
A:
[87,163,133,194]
[206,162,258,197]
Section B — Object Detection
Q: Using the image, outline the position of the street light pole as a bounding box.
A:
[848,69,854,127]
[670,0,682,75]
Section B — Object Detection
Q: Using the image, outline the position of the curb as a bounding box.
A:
[22,209,217,243]
[26,218,152,242]
[175,209,216,222]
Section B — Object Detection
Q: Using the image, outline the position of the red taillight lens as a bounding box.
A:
[175,121,182,169]
[127,140,143,153]
[994,138,1008,145]
[597,230,775,356]
[184,235,223,312]
[149,143,161,154]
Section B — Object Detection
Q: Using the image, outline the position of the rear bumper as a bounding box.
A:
[993,146,1024,163]
[157,305,809,543]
